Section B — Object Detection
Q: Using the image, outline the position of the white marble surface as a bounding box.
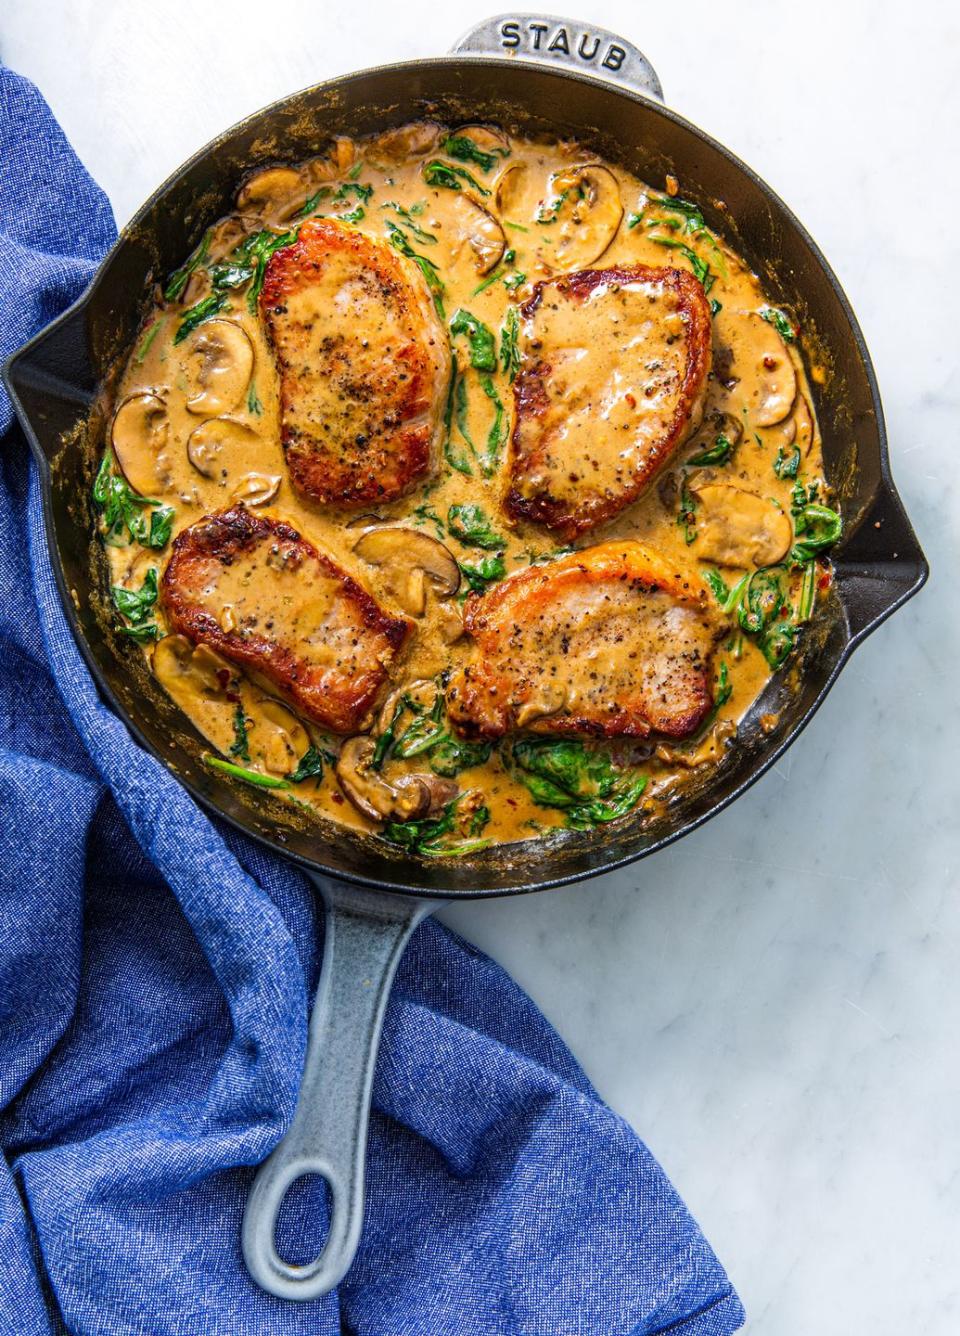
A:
[3,1,958,1330]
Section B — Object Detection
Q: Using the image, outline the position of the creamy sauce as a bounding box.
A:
[100,122,832,853]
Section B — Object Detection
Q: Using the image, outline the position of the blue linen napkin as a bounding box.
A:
[0,65,745,1336]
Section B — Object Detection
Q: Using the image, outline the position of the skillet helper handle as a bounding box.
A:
[451,14,663,100]
[242,880,434,1300]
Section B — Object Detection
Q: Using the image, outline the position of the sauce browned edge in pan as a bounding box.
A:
[2,18,927,1301]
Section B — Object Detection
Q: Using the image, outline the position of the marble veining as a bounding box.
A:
[2,2,957,1330]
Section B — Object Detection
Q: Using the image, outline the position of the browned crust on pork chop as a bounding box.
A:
[161,506,411,734]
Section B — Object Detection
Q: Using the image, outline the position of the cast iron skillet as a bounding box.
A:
[3,14,928,1302]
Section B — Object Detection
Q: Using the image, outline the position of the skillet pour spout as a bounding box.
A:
[2,12,927,1301]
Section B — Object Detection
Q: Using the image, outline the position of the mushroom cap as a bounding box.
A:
[352,527,460,615]
[691,483,794,568]
[183,320,254,417]
[335,735,432,822]
[253,696,310,775]
[236,165,304,211]
[734,313,798,427]
[370,121,440,162]
[550,164,624,270]
[447,192,507,276]
[111,392,170,496]
[230,472,281,507]
[186,418,261,485]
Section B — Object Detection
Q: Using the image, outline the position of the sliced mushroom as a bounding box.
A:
[370,121,440,162]
[352,527,460,615]
[495,160,534,221]
[335,735,432,822]
[793,393,814,455]
[684,409,744,460]
[691,483,793,568]
[451,124,511,157]
[111,393,170,496]
[656,720,736,769]
[236,166,304,211]
[448,192,507,275]
[251,696,310,776]
[734,313,798,427]
[231,473,281,506]
[153,635,231,710]
[183,321,254,416]
[549,164,623,269]
[186,418,261,484]
[377,679,436,732]
[334,136,356,174]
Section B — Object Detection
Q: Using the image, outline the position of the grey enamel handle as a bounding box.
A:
[241,880,434,1300]
[452,14,663,100]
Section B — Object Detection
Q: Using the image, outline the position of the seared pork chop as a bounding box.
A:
[446,541,721,740]
[260,218,450,507]
[505,266,712,540]
[161,506,411,734]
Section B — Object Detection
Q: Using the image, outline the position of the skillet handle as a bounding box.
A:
[241,880,435,1300]
[451,14,664,100]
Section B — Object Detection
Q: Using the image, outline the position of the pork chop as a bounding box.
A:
[161,506,411,734]
[446,541,721,741]
[505,265,712,540]
[260,218,450,507]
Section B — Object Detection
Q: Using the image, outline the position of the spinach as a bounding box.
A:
[119,622,161,645]
[738,567,785,636]
[500,306,520,381]
[93,454,174,549]
[710,298,723,317]
[386,221,446,317]
[704,568,749,615]
[412,503,445,538]
[714,661,732,709]
[296,185,333,218]
[429,736,491,777]
[676,474,698,544]
[229,702,251,762]
[447,503,504,550]
[440,134,508,173]
[449,308,497,371]
[502,271,526,291]
[134,320,163,365]
[508,738,647,830]
[449,311,506,475]
[247,380,263,415]
[111,565,158,623]
[650,236,714,293]
[688,432,733,467]
[373,697,406,770]
[204,754,290,789]
[379,202,438,244]
[394,690,445,759]
[289,744,331,784]
[458,553,506,594]
[760,306,797,343]
[423,160,490,196]
[790,503,842,562]
[536,189,572,224]
[759,621,797,669]
[656,194,707,231]
[382,796,491,857]
[231,228,299,313]
[774,443,801,479]
[797,560,817,623]
[174,293,228,343]
[443,369,472,476]
[164,229,211,302]
[626,210,645,229]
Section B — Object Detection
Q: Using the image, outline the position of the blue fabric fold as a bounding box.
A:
[0,64,744,1335]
